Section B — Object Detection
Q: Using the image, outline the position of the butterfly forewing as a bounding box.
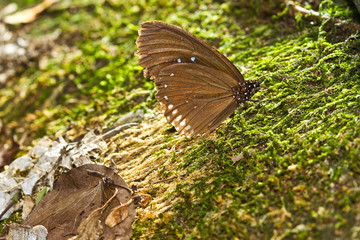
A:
[156,64,239,136]
[136,21,245,82]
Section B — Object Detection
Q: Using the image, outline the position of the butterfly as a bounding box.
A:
[136,21,260,137]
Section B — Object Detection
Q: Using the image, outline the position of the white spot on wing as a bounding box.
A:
[168,104,173,109]
[191,57,195,62]
[164,84,167,88]
[185,125,191,130]
[194,106,197,109]
[176,115,182,122]
[164,96,168,100]
[170,73,174,76]
[180,119,186,126]
[186,100,189,103]
[177,59,181,63]
[172,109,178,115]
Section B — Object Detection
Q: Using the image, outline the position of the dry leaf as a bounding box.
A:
[21,195,35,220]
[74,209,103,240]
[105,199,133,228]
[229,153,244,165]
[0,130,108,221]
[74,189,118,240]
[6,223,48,240]
[133,193,151,207]
[24,164,135,240]
[3,0,58,24]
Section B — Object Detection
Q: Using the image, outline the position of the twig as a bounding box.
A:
[288,1,319,17]
[287,1,360,31]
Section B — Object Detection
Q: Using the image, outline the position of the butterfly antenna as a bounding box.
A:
[256,52,281,83]
[281,77,292,87]
[262,51,282,70]
[237,114,245,133]
[260,52,294,88]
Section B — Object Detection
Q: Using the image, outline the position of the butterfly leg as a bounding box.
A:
[238,115,244,133]
[250,100,268,114]
[237,104,247,134]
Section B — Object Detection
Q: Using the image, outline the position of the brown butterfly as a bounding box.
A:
[136,21,260,137]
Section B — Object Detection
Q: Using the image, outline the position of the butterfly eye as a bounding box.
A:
[136,21,261,137]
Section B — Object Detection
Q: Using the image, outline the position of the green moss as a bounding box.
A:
[131,0,360,239]
[1,0,360,239]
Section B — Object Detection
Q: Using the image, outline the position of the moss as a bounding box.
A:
[1,0,360,239]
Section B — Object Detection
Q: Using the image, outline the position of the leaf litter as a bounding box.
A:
[0,122,141,239]
[24,164,135,240]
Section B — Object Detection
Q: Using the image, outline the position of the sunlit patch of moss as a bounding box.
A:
[1,0,360,239]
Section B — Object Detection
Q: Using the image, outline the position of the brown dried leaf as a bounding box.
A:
[74,189,119,240]
[229,153,244,165]
[133,193,152,207]
[3,0,57,24]
[105,199,132,228]
[24,164,135,240]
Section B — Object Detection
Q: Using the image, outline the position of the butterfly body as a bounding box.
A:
[136,21,260,137]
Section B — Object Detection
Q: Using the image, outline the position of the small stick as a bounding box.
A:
[287,1,360,31]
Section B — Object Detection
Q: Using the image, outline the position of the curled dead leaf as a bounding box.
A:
[105,199,133,228]
[133,193,151,207]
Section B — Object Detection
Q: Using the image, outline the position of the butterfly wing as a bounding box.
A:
[156,63,238,137]
[136,21,245,83]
